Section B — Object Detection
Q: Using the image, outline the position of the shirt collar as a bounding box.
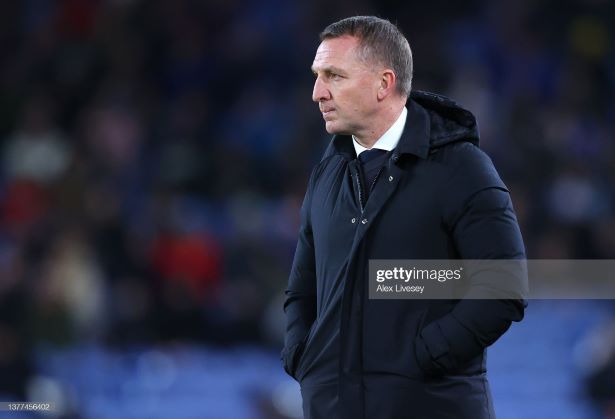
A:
[352,106,407,157]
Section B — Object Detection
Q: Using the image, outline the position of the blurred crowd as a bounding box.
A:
[0,0,614,413]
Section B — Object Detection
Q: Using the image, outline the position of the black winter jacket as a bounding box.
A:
[282,91,527,419]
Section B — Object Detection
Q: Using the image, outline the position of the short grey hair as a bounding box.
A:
[320,16,413,98]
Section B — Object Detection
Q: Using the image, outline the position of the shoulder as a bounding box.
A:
[431,141,493,170]
[432,141,508,200]
[434,141,501,179]
[304,153,346,193]
[315,152,347,178]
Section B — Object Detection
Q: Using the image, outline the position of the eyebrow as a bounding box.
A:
[311,65,347,75]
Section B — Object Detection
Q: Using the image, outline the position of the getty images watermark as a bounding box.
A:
[369,260,494,299]
[370,259,615,299]
[375,265,464,295]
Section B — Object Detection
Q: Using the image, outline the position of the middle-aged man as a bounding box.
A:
[281,16,528,419]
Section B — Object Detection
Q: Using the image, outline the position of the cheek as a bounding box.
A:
[349,86,377,112]
[342,86,370,102]
[334,81,378,116]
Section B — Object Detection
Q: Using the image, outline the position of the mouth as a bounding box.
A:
[321,108,336,119]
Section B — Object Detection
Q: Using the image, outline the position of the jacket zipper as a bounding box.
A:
[355,166,385,212]
[354,171,365,212]
[370,167,384,194]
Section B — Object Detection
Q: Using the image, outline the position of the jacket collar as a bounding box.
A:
[394,99,430,160]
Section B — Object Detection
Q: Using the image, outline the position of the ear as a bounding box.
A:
[377,69,397,101]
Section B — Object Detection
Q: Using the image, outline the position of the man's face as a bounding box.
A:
[311,36,381,135]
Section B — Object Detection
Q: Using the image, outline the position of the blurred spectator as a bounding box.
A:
[32,228,107,344]
[3,94,71,184]
[578,317,615,418]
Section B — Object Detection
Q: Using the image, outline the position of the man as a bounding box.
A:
[281,16,527,419]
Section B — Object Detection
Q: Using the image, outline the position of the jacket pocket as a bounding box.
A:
[414,317,486,377]
[281,321,317,380]
[414,331,446,377]
[281,341,305,380]
[362,301,429,379]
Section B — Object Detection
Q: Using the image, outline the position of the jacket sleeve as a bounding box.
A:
[415,143,529,375]
[281,167,319,378]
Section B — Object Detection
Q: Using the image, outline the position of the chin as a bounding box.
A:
[325,121,344,134]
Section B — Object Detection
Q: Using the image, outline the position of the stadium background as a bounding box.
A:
[0,0,614,417]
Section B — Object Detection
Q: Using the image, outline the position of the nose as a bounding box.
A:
[312,76,330,103]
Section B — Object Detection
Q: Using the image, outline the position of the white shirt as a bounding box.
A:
[352,107,407,157]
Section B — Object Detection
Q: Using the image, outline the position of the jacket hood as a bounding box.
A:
[409,90,479,149]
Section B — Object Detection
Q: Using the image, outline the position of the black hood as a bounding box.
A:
[409,90,479,149]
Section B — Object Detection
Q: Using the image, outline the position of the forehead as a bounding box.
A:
[312,36,362,70]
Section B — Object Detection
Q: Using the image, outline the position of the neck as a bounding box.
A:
[353,103,405,149]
